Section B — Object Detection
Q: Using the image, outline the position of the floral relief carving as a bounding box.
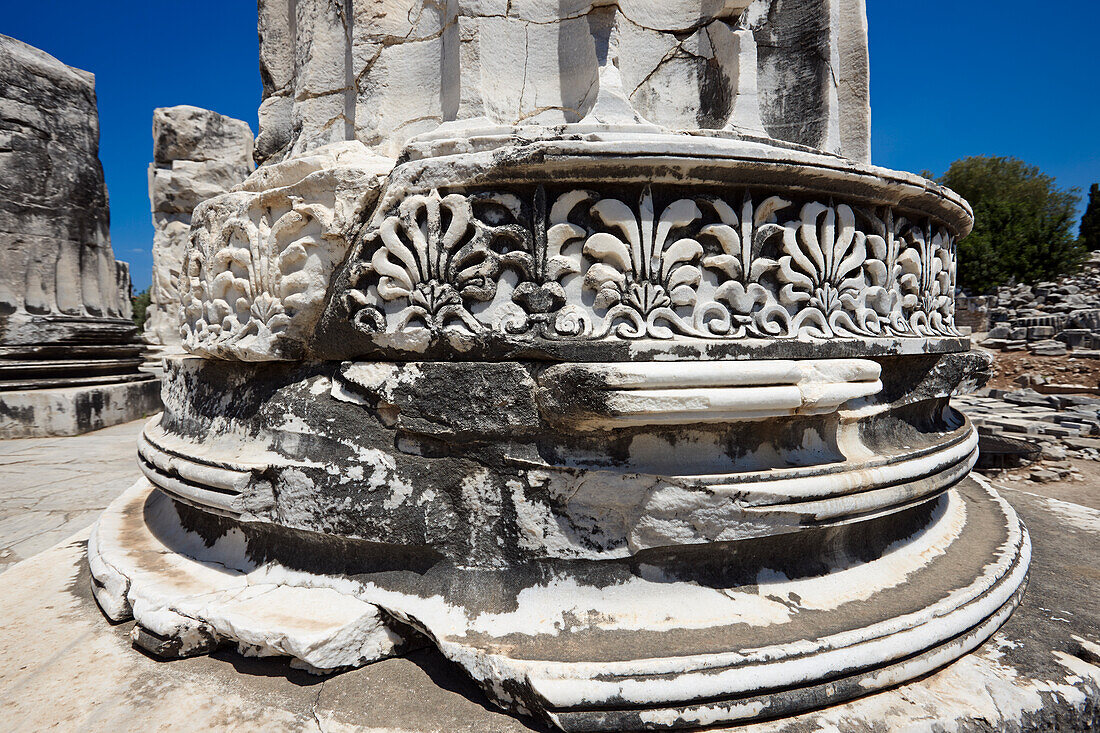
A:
[899,223,959,336]
[578,186,704,339]
[340,185,962,346]
[181,195,345,360]
[696,193,791,338]
[501,188,588,338]
[862,208,913,336]
[776,202,882,338]
[346,190,529,335]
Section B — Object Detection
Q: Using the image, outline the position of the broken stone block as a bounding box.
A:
[1027,325,1055,340]
[1030,339,1069,356]
[1065,436,1100,451]
[143,106,254,350]
[1057,328,1093,349]
[1040,443,1068,461]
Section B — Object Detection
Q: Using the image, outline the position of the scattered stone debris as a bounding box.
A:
[957,389,1100,485]
[962,251,1100,356]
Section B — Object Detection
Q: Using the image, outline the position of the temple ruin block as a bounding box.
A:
[0,34,159,437]
[143,106,254,350]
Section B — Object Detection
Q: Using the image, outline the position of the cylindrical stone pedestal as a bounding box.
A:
[88,2,1028,729]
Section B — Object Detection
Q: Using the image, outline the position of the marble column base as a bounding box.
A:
[0,378,161,438]
[90,475,1028,731]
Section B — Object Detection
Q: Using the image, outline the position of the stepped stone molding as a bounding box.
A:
[90,475,1028,730]
[130,350,983,566]
[89,0,1035,729]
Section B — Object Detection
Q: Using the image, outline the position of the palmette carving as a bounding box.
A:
[696,194,790,338]
[579,187,704,339]
[899,224,960,337]
[778,202,879,338]
[341,184,961,346]
[181,193,349,360]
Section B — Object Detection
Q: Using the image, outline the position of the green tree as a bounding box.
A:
[132,287,151,330]
[938,156,1083,293]
[1081,183,1100,251]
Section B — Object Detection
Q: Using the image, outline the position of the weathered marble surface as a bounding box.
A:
[0,34,132,340]
[254,0,871,164]
[0,35,156,436]
[5,476,1094,731]
[88,1,1040,728]
[144,106,254,348]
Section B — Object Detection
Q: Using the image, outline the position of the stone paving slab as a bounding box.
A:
[0,477,1096,732]
[0,417,146,573]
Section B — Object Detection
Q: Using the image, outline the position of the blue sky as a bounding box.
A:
[4,1,1098,291]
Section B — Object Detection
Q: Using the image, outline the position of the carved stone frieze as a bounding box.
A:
[179,142,389,361]
[339,184,961,354]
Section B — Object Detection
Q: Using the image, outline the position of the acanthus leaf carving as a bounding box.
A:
[181,192,347,361]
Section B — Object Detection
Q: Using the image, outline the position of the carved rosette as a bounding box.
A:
[340,184,962,350]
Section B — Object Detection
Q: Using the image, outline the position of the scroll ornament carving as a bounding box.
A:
[340,185,963,344]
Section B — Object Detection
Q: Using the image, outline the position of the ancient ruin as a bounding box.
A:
[89,2,1030,730]
[143,106,254,352]
[0,35,158,438]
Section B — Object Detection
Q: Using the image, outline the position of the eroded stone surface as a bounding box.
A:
[0,34,131,332]
[144,106,254,348]
[179,141,390,361]
[0,35,155,435]
[86,1,1050,729]
[254,0,871,164]
[88,476,1032,730]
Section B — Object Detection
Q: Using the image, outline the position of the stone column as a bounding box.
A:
[0,34,160,437]
[88,4,1029,731]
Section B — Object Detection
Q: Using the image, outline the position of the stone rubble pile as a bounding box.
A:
[956,390,1100,464]
[964,251,1100,357]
